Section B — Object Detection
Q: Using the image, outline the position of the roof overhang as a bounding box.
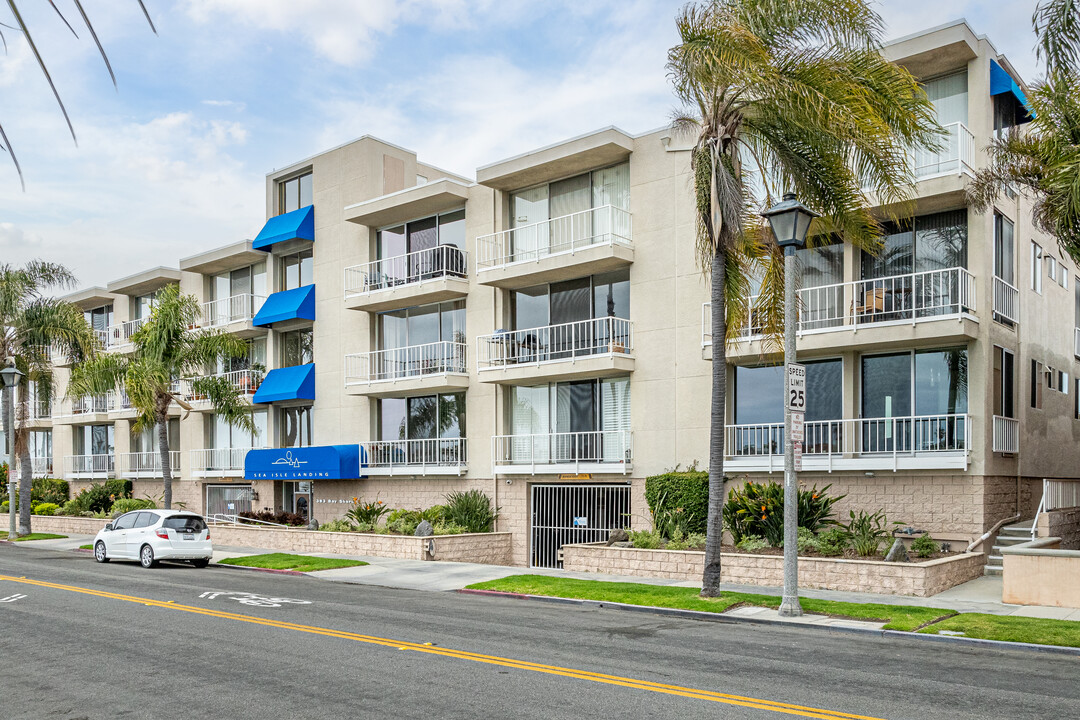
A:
[180,240,265,275]
[476,127,633,192]
[62,287,118,311]
[106,268,181,297]
[344,178,470,228]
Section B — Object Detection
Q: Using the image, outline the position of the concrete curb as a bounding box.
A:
[212,562,306,577]
[456,589,1080,658]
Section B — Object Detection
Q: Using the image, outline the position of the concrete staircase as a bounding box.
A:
[985,520,1035,576]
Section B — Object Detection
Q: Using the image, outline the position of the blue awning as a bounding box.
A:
[990,59,1034,121]
[244,444,364,481]
[253,205,314,251]
[252,363,315,404]
[253,285,315,327]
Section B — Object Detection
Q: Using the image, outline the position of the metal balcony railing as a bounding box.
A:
[118,451,182,478]
[913,121,976,179]
[190,447,254,473]
[184,369,262,401]
[60,393,117,416]
[476,205,632,270]
[104,318,146,350]
[361,438,468,473]
[345,341,467,386]
[64,454,115,476]
[344,245,468,297]
[993,276,1019,325]
[492,431,633,468]
[477,317,633,369]
[992,415,1019,454]
[26,456,53,476]
[199,293,266,329]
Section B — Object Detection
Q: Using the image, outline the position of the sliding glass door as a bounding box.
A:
[509,378,631,464]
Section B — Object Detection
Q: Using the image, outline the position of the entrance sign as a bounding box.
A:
[244,445,364,480]
[786,363,806,412]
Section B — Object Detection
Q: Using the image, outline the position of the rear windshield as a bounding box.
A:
[163,516,207,533]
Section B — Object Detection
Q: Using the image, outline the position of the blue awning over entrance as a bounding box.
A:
[253,205,315,251]
[244,444,364,481]
[253,285,315,327]
[252,363,315,404]
[990,59,1034,121]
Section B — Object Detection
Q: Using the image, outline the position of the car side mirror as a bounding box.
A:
[104,523,113,532]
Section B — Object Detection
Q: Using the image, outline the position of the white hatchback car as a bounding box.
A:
[93,509,213,568]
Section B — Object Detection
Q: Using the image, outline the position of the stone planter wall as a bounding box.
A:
[1,514,513,565]
[1002,537,1080,607]
[561,543,985,597]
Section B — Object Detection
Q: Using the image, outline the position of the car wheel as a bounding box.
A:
[191,558,210,568]
[139,544,158,568]
[94,541,109,563]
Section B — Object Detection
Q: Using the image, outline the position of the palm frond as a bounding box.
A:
[5,0,76,144]
[73,1,116,88]
[1034,0,1080,74]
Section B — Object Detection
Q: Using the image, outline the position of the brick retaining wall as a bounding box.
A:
[561,543,985,597]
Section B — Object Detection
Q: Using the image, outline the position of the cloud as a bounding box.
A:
[202,99,247,111]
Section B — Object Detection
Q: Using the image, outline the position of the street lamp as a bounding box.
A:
[761,193,818,618]
[1,360,25,540]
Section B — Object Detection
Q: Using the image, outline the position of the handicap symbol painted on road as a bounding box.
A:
[198,591,311,608]
[0,593,27,603]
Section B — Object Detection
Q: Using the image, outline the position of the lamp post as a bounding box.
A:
[761,193,818,618]
[1,361,25,540]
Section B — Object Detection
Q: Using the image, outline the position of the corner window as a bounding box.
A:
[1031,360,1044,409]
[279,406,312,448]
[279,172,312,214]
[281,330,313,368]
[1032,242,1043,294]
[280,250,314,291]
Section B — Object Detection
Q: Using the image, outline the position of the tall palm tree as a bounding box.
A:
[67,284,254,509]
[968,2,1080,256]
[667,0,940,596]
[0,261,96,534]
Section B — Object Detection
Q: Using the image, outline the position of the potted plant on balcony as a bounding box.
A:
[240,363,266,393]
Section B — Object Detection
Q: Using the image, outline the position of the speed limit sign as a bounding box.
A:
[787,363,806,412]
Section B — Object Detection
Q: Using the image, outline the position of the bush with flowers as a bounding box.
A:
[346,496,390,526]
[722,481,842,547]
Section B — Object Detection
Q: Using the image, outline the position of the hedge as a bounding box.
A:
[644,470,710,535]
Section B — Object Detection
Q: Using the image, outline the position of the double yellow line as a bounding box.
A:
[0,574,886,720]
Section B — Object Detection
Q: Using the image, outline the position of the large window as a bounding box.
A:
[281,330,313,368]
[376,301,466,377]
[278,406,312,448]
[28,430,51,459]
[508,378,630,462]
[85,304,113,333]
[993,347,1015,419]
[131,420,179,454]
[280,249,313,291]
[994,213,1015,285]
[211,263,267,302]
[279,172,312,214]
[206,410,267,450]
[379,393,465,442]
[74,424,114,458]
[1031,242,1044,294]
[216,337,266,375]
[375,209,466,285]
[731,360,842,455]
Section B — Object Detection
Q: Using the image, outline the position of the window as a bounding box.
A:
[1032,242,1043,293]
[216,337,266,375]
[112,513,137,531]
[74,424,114,457]
[1031,360,1044,409]
[278,171,312,214]
[163,515,207,532]
[511,270,630,330]
[1075,378,1080,419]
[379,393,465,442]
[133,292,158,320]
[1048,255,1058,283]
[211,263,267,302]
[206,410,267,450]
[993,347,1015,419]
[374,210,467,285]
[281,330,313,367]
[85,304,114,333]
[994,214,1015,285]
[132,512,157,529]
[131,420,179,454]
[508,379,629,462]
[1062,265,1069,289]
[797,238,844,329]
[280,249,313,291]
[28,430,51,459]
[378,301,465,350]
[278,406,312,448]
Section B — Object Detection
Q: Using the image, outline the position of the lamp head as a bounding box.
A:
[761,192,819,252]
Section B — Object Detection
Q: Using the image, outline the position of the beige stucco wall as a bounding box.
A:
[1002,541,1080,608]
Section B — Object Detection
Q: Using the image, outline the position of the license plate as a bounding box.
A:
[183,533,194,541]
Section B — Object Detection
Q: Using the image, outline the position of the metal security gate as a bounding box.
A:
[530,484,631,568]
[205,484,253,517]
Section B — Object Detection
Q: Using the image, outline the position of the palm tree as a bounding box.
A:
[667,0,940,596]
[0,261,96,534]
[968,2,1080,256]
[67,284,254,509]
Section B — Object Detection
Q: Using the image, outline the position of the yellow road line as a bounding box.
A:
[0,574,887,720]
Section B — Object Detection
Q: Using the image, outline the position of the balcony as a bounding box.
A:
[118,451,182,479]
[183,370,261,409]
[198,294,267,337]
[54,393,117,423]
[476,206,632,289]
[360,438,467,476]
[724,414,971,473]
[477,317,634,384]
[344,341,468,397]
[64,454,115,479]
[27,456,53,476]
[993,416,1019,454]
[191,447,255,477]
[20,400,52,425]
[993,276,1019,326]
[492,431,633,475]
[705,267,978,355]
[103,318,146,352]
[344,245,468,312]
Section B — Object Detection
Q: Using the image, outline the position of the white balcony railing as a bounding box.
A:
[344,245,468,297]
[18,399,52,422]
[190,447,253,474]
[993,276,1019,325]
[64,454,115,476]
[184,369,262,401]
[345,341,467,386]
[118,451,182,478]
[992,415,1019,454]
[361,438,468,474]
[726,414,970,471]
[706,267,976,345]
[199,294,266,329]
[26,456,53,476]
[492,431,633,470]
[57,393,117,417]
[477,317,633,369]
[476,205,632,270]
[913,121,976,179]
[104,318,146,350]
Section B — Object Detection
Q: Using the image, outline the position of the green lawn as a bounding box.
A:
[466,575,953,632]
[217,553,368,573]
[79,544,93,550]
[919,613,1080,648]
[0,532,68,542]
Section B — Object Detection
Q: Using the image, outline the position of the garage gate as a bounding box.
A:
[530,484,631,568]
[205,484,254,518]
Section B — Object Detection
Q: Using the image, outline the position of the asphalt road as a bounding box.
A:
[0,544,1076,720]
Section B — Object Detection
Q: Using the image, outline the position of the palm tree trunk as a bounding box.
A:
[159,416,172,509]
[701,245,728,597]
[15,384,31,534]
[1,388,11,519]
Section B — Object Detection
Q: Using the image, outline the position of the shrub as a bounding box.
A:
[723,481,843,546]
[34,502,59,516]
[736,535,768,552]
[644,470,709,536]
[794,526,819,554]
[238,510,308,527]
[32,478,70,506]
[814,527,850,556]
[0,500,7,513]
[103,479,133,501]
[666,530,707,551]
[629,529,663,549]
[385,511,421,536]
[346,497,390,526]
[58,498,81,516]
[319,519,356,533]
[422,505,447,525]
[911,534,940,558]
[433,522,468,536]
[352,521,376,533]
[844,510,899,557]
[110,498,156,516]
[74,483,116,514]
[444,489,498,533]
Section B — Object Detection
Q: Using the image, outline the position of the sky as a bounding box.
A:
[0,0,1044,291]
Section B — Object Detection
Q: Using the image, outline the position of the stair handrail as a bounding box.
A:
[965,513,1021,554]
[1030,478,1048,541]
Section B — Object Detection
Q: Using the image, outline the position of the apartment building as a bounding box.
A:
[17,19,1073,569]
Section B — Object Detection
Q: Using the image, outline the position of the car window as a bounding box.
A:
[112,513,137,531]
[132,512,157,529]
[163,515,207,533]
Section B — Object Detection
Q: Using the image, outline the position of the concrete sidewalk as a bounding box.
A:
[9,533,1080,620]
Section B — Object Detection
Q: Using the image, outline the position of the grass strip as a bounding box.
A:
[1,532,68,542]
[217,552,367,573]
[79,544,93,550]
[465,575,951,632]
[918,613,1080,648]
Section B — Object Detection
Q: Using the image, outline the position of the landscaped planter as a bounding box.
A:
[1,514,513,565]
[561,543,985,597]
